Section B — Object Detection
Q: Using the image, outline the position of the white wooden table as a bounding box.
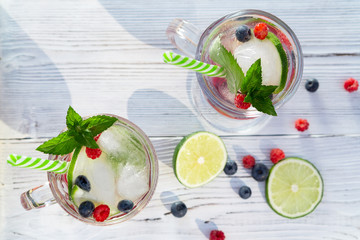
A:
[1,0,360,239]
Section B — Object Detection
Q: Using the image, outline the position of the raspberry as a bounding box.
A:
[242,155,256,169]
[295,119,309,132]
[254,23,268,40]
[270,148,285,164]
[209,230,225,240]
[234,93,251,109]
[86,147,102,159]
[344,78,358,92]
[94,133,102,142]
[93,204,110,222]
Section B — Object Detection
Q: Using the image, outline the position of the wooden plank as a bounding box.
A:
[1,135,360,239]
[1,0,360,138]
[1,0,360,239]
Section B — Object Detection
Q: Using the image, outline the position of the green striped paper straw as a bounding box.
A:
[7,154,69,174]
[163,51,227,78]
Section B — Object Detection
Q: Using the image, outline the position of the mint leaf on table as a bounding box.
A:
[36,131,80,155]
[209,36,244,93]
[36,106,117,155]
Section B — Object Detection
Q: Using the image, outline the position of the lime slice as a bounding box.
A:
[234,32,288,93]
[67,147,82,196]
[266,157,323,219]
[173,132,227,188]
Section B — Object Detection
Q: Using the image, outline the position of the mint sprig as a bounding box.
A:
[209,37,244,93]
[36,106,117,155]
[35,131,80,155]
[209,38,277,116]
[242,59,277,116]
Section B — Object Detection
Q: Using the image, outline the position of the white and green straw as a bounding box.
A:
[7,154,69,174]
[163,51,227,78]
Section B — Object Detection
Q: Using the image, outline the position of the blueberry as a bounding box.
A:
[78,201,95,218]
[305,78,319,92]
[117,200,134,213]
[75,175,91,192]
[171,201,187,218]
[239,186,252,199]
[224,160,238,175]
[251,163,269,182]
[235,25,251,42]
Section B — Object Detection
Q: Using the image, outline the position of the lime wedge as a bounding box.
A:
[67,146,82,196]
[266,32,288,93]
[234,32,288,93]
[266,157,323,219]
[173,132,227,188]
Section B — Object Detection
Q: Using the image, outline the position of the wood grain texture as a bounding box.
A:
[1,0,360,137]
[1,0,360,239]
[1,136,360,239]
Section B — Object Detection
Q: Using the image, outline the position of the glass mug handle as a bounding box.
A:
[166,18,202,58]
[20,182,56,210]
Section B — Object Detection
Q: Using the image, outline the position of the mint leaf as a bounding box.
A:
[37,106,117,155]
[81,115,117,136]
[245,85,277,116]
[72,129,99,149]
[66,106,82,129]
[258,85,278,97]
[209,36,244,93]
[241,59,262,93]
[36,131,80,155]
[208,38,277,116]
[248,94,277,116]
[235,58,277,116]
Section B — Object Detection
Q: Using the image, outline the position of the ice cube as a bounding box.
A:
[220,27,241,54]
[88,159,117,204]
[72,149,119,214]
[97,125,127,160]
[116,164,149,202]
[98,125,146,168]
[234,37,282,86]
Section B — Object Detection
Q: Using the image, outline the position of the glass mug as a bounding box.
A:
[166,9,303,133]
[20,115,159,225]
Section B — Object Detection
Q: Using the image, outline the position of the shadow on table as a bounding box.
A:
[160,191,180,211]
[97,0,199,48]
[127,88,203,168]
[230,177,245,195]
[195,218,218,239]
[127,88,202,136]
[0,7,71,138]
[348,90,360,122]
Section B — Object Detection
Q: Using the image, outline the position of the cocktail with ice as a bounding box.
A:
[66,120,156,223]
[15,109,158,225]
[166,10,303,132]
